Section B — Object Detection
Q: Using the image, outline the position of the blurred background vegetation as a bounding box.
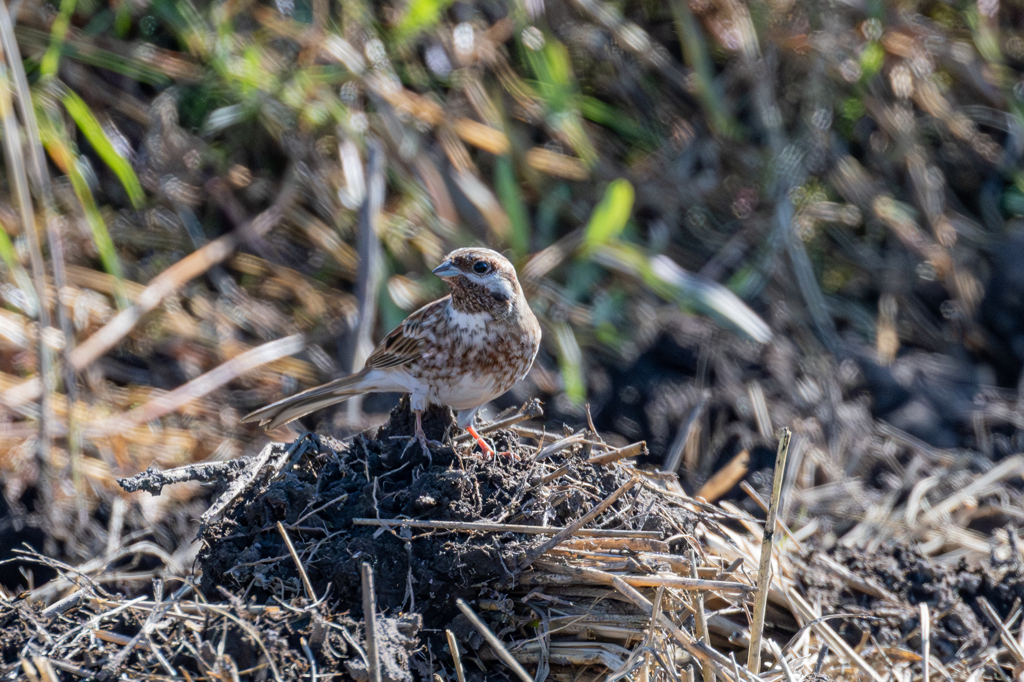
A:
[3,0,1024,570]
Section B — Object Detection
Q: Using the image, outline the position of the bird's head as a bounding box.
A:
[432,248,522,313]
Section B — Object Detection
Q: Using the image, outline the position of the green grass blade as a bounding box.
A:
[61,87,146,208]
[38,112,128,308]
[523,38,598,166]
[669,0,740,139]
[495,156,530,258]
[39,0,77,79]
[66,163,128,308]
[16,26,173,85]
[552,320,586,405]
[0,223,20,273]
[579,96,657,149]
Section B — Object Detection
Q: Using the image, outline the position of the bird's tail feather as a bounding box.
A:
[240,368,374,431]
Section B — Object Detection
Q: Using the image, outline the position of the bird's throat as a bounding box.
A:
[449,281,518,316]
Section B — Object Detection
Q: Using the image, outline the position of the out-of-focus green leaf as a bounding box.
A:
[550,112,598,168]
[67,164,128,308]
[495,156,530,258]
[595,320,620,347]
[230,45,281,94]
[725,263,764,300]
[840,97,865,123]
[16,25,173,85]
[541,41,572,89]
[1002,186,1024,215]
[583,179,634,248]
[966,6,1001,64]
[114,3,132,37]
[564,260,604,302]
[61,88,146,208]
[0,228,37,316]
[552,321,586,405]
[395,0,455,41]
[159,0,211,59]
[0,228,20,277]
[859,42,885,78]
[1008,174,1024,216]
[536,183,571,244]
[579,97,657,149]
[525,40,573,106]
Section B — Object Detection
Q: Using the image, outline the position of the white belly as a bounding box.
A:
[430,371,502,410]
[364,367,503,412]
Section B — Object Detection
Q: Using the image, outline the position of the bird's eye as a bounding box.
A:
[473,261,491,274]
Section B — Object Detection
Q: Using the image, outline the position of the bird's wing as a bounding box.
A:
[240,297,451,430]
[364,296,449,370]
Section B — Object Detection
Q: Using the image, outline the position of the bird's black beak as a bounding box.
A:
[432,260,459,278]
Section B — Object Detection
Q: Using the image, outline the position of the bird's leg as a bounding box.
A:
[414,409,432,463]
[467,424,519,459]
[465,424,495,459]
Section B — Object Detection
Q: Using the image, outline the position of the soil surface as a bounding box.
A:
[5,401,1024,679]
[797,544,1024,666]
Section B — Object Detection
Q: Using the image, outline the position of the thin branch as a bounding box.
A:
[352,517,661,538]
[455,598,532,682]
[278,522,316,602]
[361,563,382,682]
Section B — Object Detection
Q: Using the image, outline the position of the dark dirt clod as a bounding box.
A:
[345,613,421,682]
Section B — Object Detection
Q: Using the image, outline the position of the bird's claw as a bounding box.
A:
[413,409,434,463]
[417,434,432,460]
[416,435,444,450]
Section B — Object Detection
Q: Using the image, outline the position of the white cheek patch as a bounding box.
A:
[464,271,514,300]
[487,276,515,302]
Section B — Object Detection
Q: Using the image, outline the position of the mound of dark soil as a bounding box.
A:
[196,398,688,637]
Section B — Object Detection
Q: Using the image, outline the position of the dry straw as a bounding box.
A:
[747,427,791,674]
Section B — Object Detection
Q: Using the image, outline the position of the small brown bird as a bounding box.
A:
[241,248,542,456]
